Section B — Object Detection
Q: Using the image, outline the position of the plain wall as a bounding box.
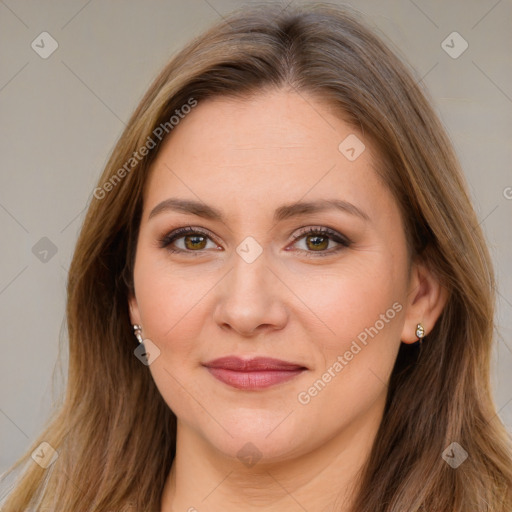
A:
[1,0,511,475]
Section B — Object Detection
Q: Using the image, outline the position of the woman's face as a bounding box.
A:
[129,89,416,464]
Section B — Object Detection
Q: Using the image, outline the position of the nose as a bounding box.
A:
[212,251,289,337]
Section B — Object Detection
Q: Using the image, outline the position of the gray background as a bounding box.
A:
[1,0,511,474]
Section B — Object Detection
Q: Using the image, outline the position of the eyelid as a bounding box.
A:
[158,226,222,251]
[285,226,352,257]
[289,225,352,246]
[159,225,352,255]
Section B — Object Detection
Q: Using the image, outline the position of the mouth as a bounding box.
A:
[202,356,308,390]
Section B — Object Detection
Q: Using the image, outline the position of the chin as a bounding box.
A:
[196,410,311,465]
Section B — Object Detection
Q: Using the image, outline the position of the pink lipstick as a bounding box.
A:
[202,356,307,390]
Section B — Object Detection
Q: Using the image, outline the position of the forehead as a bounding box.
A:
[143,89,391,222]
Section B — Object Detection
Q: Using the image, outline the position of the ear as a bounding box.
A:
[128,291,141,327]
[400,259,449,344]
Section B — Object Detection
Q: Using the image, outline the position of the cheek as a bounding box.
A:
[295,298,403,429]
[133,254,211,417]
[303,267,406,420]
[133,249,210,343]
[289,255,406,407]
[285,255,404,352]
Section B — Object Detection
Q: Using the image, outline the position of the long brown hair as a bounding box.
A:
[3,3,511,511]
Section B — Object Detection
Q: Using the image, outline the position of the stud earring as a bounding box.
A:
[415,323,425,343]
[133,324,144,344]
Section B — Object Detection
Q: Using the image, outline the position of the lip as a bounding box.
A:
[202,356,307,390]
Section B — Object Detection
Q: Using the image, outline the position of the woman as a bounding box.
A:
[3,3,511,511]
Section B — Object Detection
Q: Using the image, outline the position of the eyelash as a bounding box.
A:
[158,226,352,258]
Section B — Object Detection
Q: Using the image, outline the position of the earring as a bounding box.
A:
[415,323,425,343]
[133,324,144,344]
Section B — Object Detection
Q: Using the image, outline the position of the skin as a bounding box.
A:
[128,88,448,511]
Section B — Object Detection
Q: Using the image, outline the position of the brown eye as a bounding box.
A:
[304,234,330,251]
[183,234,208,250]
[290,227,351,257]
[159,227,220,254]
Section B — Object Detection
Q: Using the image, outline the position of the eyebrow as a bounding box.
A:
[148,198,370,223]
